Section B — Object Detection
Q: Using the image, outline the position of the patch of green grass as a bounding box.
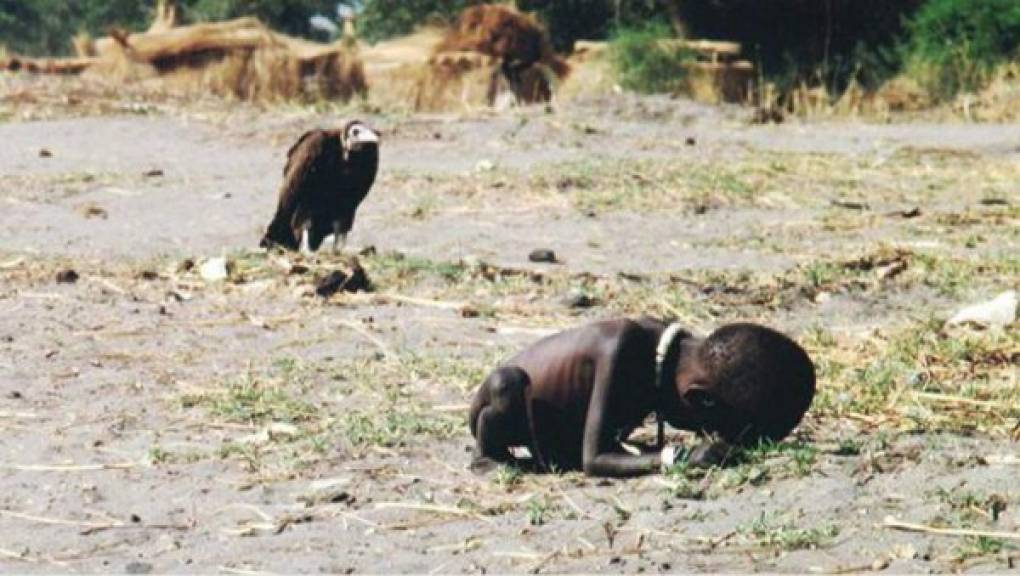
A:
[812,318,1020,435]
[526,496,556,526]
[342,409,460,450]
[609,23,694,94]
[953,535,1013,564]
[493,464,523,491]
[743,513,840,551]
[180,360,317,425]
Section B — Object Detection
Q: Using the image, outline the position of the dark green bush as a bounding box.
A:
[0,0,340,55]
[609,23,693,94]
[357,0,476,43]
[904,0,1020,98]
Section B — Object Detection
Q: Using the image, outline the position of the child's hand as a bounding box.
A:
[689,439,734,468]
[660,444,683,471]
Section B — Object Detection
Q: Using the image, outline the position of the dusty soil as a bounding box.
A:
[1,76,1018,573]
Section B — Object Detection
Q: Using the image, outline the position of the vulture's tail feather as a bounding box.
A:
[260,215,298,250]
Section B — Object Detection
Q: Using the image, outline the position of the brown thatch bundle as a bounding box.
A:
[8,14,366,103]
[401,3,571,110]
[92,17,367,102]
[435,4,569,79]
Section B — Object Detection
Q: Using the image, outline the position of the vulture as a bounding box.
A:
[260,120,380,253]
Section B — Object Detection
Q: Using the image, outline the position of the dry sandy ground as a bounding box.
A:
[1,77,1018,573]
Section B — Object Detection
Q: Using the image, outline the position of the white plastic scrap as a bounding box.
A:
[946,290,1018,328]
[199,257,230,282]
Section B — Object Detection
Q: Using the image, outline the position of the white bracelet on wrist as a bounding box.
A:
[660,445,677,470]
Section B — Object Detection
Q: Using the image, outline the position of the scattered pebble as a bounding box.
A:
[138,270,159,281]
[875,259,908,280]
[897,207,922,218]
[55,269,79,284]
[359,245,377,257]
[315,261,371,297]
[979,197,1009,206]
[528,249,557,263]
[79,203,108,219]
[297,477,355,507]
[7,390,22,399]
[125,561,152,574]
[38,148,53,158]
[685,136,696,146]
[475,159,495,172]
[831,199,869,211]
[143,168,164,178]
[564,287,595,308]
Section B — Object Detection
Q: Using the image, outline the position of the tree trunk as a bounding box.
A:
[660,0,686,37]
[148,0,178,34]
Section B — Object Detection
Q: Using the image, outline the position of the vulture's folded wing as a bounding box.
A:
[263,130,332,248]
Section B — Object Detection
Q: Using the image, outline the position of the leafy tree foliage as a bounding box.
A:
[0,0,339,55]
[904,0,1020,97]
[356,0,475,43]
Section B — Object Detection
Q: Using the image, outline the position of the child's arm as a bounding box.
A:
[580,324,665,477]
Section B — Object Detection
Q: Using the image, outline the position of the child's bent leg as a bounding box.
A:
[469,366,530,472]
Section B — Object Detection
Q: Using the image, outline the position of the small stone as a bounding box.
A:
[38,148,53,158]
[315,262,371,298]
[685,136,696,146]
[475,159,495,172]
[358,245,377,257]
[316,271,348,297]
[125,561,152,574]
[138,270,159,281]
[980,197,1009,206]
[297,477,355,507]
[80,203,108,219]
[528,249,557,263]
[564,288,595,308]
[55,269,79,284]
[7,390,22,399]
[143,168,164,178]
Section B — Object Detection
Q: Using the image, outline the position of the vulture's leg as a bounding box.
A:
[299,228,312,255]
[331,221,348,254]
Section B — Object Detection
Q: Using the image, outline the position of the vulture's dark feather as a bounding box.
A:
[261,120,379,252]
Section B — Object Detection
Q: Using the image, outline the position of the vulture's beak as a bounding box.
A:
[346,126,379,152]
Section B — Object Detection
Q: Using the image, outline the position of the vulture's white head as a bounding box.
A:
[343,120,379,155]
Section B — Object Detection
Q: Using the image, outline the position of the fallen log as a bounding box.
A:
[1,56,98,75]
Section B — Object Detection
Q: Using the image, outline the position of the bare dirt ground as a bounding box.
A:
[1,76,1018,573]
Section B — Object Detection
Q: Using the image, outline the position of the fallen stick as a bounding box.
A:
[335,319,396,359]
[0,547,70,567]
[374,502,476,517]
[0,509,116,529]
[3,462,135,472]
[374,501,496,527]
[882,515,1020,540]
[431,403,470,413]
[912,391,1004,409]
[348,291,467,312]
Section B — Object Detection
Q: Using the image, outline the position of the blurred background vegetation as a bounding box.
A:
[1,0,1017,101]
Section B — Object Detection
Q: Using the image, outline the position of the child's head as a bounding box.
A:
[669,323,815,445]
